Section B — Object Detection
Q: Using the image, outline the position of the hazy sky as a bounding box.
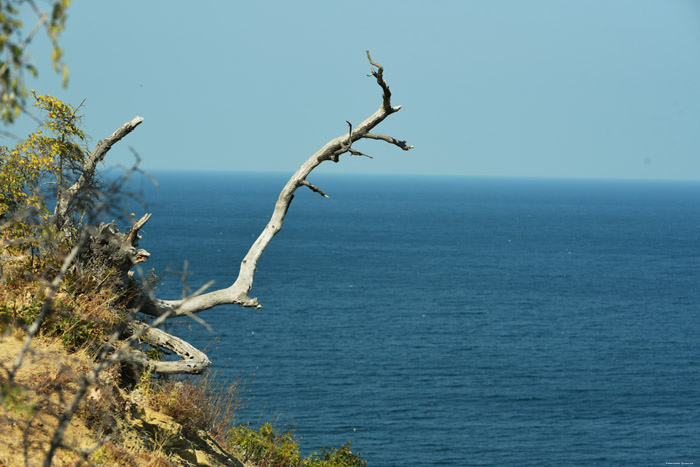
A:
[14,1,700,180]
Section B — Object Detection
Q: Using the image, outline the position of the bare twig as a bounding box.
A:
[140,51,411,317]
[300,180,329,198]
[54,116,144,229]
[348,148,374,159]
[125,212,152,244]
[364,132,414,151]
[366,50,393,112]
[339,120,374,158]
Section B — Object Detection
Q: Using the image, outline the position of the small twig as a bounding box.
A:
[124,212,151,244]
[143,51,410,317]
[0,129,20,140]
[334,120,355,162]
[337,120,373,158]
[348,148,373,159]
[300,180,329,198]
[366,50,392,111]
[364,132,414,151]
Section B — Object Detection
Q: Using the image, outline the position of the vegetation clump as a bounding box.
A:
[1,6,408,462]
[0,91,370,466]
[229,423,367,467]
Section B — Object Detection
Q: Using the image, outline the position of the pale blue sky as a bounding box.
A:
[15,0,700,180]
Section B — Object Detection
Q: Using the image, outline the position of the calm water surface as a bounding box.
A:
[134,172,699,466]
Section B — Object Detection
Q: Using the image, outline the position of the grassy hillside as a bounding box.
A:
[0,256,366,466]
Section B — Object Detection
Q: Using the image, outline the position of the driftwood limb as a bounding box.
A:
[366,50,393,112]
[123,322,211,374]
[126,212,151,244]
[340,120,373,159]
[348,148,373,159]
[54,116,144,228]
[21,52,410,382]
[139,51,413,318]
[300,180,329,198]
[364,132,414,151]
[81,213,151,282]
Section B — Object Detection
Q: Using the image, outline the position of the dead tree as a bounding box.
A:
[73,51,412,374]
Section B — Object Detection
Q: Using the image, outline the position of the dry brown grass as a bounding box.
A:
[0,262,248,465]
[0,324,250,466]
[0,331,192,466]
[0,333,100,465]
[147,370,251,443]
[0,271,126,356]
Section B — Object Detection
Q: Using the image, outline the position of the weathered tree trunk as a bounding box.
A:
[139,51,412,319]
[67,51,411,375]
[79,213,151,284]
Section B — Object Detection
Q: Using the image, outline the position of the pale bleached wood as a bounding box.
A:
[140,51,413,318]
[124,322,211,374]
[61,53,412,377]
[53,116,144,228]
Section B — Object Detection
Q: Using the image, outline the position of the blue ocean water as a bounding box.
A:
[135,172,700,466]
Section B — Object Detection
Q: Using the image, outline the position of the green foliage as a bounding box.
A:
[45,297,103,349]
[228,423,366,467]
[144,346,164,360]
[0,92,86,277]
[0,0,70,123]
[1,381,35,417]
[0,293,42,325]
[305,443,367,467]
[0,291,117,351]
[0,259,127,352]
[0,91,86,221]
[136,367,154,396]
[229,423,301,467]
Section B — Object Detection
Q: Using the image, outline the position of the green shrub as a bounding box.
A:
[227,423,366,467]
[305,442,367,467]
[0,283,123,352]
[228,423,301,467]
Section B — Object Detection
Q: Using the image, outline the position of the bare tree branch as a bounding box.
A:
[348,148,374,159]
[366,50,393,112]
[139,51,412,318]
[41,274,218,464]
[364,132,414,151]
[300,180,329,198]
[339,120,374,159]
[126,212,151,244]
[54,116,144,228]
[6,54,413,466]
[123,322,211,374]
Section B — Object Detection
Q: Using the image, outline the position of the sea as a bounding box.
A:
[129,171,699,466]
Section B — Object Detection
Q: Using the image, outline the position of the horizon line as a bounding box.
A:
[119,168,700,184]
